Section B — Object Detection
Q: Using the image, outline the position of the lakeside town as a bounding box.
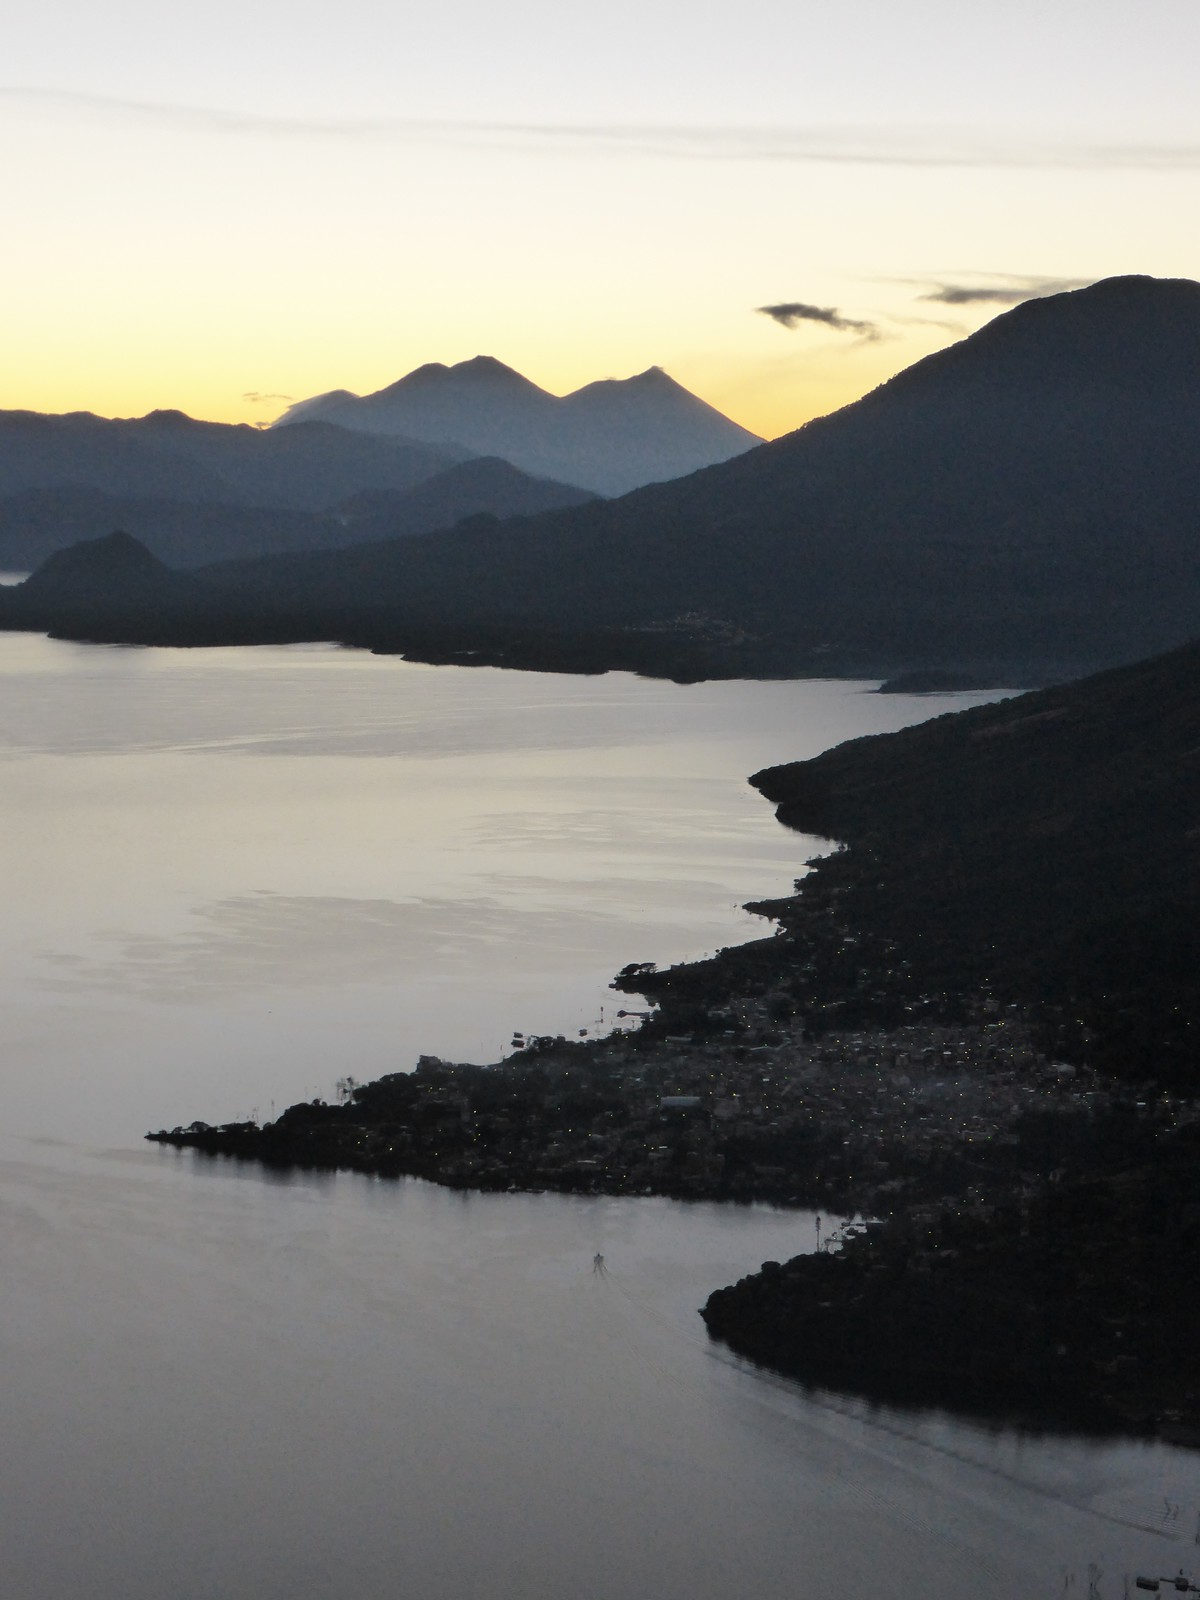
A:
[148,985,1190,1222]
[149,960,1200,1437]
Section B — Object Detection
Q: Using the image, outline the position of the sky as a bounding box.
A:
[3,0,1198,440]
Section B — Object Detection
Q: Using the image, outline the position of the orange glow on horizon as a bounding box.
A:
[0,333,942,444]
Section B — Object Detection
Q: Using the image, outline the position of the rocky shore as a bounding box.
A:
[148,635,1200,1436]
[701,1142,1200,1438]
[147,979,1200,1436]
[146,1000,1134,1214]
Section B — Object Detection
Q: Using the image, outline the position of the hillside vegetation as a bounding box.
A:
[5,277,1199,684]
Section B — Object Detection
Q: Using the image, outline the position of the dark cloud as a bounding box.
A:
[918,276,1090,307]
[757,302,880,339]
[242,391,293,404]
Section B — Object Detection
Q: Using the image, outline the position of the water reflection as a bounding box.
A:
[2,1139,1196,1600]
[0,635,1005,1142]
[6,635,1188,1600]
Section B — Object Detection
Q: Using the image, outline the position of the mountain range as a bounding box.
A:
[4,275,1199,686]
[0,407,467,510]
[272,357,763,495]
[0,361,756,569]
[0,407,466,570]
[0,457,595,571]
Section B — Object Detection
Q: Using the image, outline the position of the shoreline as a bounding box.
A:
[146,966,1200,1439]
[146,906,1200,1440]
[147,636,1200,1441]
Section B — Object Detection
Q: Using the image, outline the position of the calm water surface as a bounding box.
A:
[2,633,1196,1599]
[0,633,999,1143]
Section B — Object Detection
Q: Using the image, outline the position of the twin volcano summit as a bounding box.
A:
[0,359,759,570]
[5,275,1200,687]
[249,275,1200,682]
[271,357,763,496]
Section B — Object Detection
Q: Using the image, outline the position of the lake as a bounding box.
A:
[2,632,1196,1599]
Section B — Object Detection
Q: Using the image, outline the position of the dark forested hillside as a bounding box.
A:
[739,637,1200,1082]
[0,446,592,572]
[4,276,1200,683]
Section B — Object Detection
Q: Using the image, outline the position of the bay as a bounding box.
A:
[0,632,996,1144]
[2,632,1196,1600]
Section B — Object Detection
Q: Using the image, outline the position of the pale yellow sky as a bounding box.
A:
[4,0,1198,439]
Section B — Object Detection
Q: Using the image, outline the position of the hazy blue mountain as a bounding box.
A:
[6,277,1200,685]
[272,357,762,494]
[0,457,595,571]
[0,408,467,511]
[0,487,331,571]
[327,457,597,542]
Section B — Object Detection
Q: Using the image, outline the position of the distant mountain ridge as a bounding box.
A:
[5,276,1200,686]
[0,408,599,570]
[0,407,467,510]
[272,357,763,495]
[0,457,595,571]
[326,457,595,541]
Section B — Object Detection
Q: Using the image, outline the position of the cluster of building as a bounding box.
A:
[365,992,1172,1214]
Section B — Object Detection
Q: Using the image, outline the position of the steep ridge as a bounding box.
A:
[746,634,1200,1081]
[684,634,1200,1430]
[5,277,1199,682]
[605,628,1200,1085]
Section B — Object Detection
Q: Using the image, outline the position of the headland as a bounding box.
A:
[148,633,1200,1437]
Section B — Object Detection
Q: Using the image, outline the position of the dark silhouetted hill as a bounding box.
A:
[327,457,597,541]
[272,357,762,494]
[689,634,1200,1431]
[744,634,1200,1082]
[0,487,331,571]
[14,531,215,639]
[5,277,1200,681]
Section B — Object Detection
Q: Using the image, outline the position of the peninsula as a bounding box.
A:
[150,631,1200,1436]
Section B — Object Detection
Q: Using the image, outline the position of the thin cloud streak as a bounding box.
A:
[919,275,1091,306]
[757,302,881,340]
[5,87,1200,171]
[889,312,967,335]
